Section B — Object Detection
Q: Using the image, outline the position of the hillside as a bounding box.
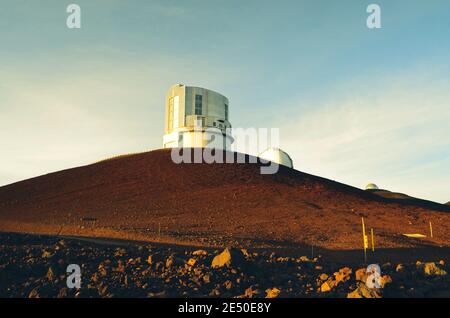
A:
[0,149,449,250]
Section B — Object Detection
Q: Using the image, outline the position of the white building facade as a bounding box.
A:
[163,84,233,149]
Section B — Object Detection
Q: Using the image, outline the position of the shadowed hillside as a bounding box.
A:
[369,189,449,211]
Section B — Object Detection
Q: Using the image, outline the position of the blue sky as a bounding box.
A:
[1,0,449,202]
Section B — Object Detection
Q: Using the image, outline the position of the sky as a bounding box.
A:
[0,0,449,203]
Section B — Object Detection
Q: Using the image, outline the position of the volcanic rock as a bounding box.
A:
[211,248,245,269]
[347,283,382,298]
[265,288,281,298]
[420,262,447,276]
[192,250,208,256]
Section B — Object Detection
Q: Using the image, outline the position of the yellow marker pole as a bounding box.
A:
[362,217,367,263]
[429,221,433,238]
[371,228,375,252]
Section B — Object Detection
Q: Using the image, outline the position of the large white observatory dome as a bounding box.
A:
[162,84,233,150]
[365,183,379,190]
[259,148,293,168]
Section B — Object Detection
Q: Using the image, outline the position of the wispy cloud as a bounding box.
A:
[279,69,450,203]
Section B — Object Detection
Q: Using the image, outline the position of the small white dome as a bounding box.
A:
[365,183,379,190]
[259,148,293,168]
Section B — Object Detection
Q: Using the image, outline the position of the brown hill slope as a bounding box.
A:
[0,149,449,249]
[368,189,449,211]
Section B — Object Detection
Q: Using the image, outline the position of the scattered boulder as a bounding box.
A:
[98,264,107,277]
[347,283,382,298]
[320,281,333,293]
[241,249,252,259]
[380,275,392,288]
[243,286,259,298]
[203,274,211,284]
[211,248,245,269]
[187,258,197,267]
[355,268,366,282]
[28,288,40,298]
[419,262,447,276]
[147,291,167,298]
[319,267,352,293]
[209,288,221,297]
[192,250,208,256]
[334,267,352,283]
[298,256,310,262]
[46,267,55,281]
[223,280,233,289]
[42,250,52,258]
[114,248,126,257]
[265,288,281,298]
[165,255,184,268]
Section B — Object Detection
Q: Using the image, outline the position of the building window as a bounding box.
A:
[168,97,174,129]
[173,96,179,128]
[225,103,228,121]
[195,94,202,115]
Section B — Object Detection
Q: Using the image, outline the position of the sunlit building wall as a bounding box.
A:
[163,84,233,149]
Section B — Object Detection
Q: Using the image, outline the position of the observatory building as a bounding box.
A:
[365,183,379,190]
[259,148,294,168]
[162,84,233,149]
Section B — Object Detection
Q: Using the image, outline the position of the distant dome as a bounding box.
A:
[365,183,379,190]
[259,148,293,168]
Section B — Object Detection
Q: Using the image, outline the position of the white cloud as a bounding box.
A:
[279,70,450,203]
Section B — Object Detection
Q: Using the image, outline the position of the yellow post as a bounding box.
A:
[429,221,433,238]
[371,228,375,252]
[362,217,367,263]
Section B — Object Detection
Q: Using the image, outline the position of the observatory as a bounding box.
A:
[365,183,379,190]
[162,84,233,149]
[259,148,293,168]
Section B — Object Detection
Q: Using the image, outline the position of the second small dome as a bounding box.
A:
[259,148,293,168]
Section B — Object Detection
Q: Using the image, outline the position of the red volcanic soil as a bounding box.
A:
[0,149,449,251]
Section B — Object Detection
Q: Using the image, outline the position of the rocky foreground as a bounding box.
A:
[0,233,448,298]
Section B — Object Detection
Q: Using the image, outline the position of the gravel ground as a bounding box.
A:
[1,232,449,298]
